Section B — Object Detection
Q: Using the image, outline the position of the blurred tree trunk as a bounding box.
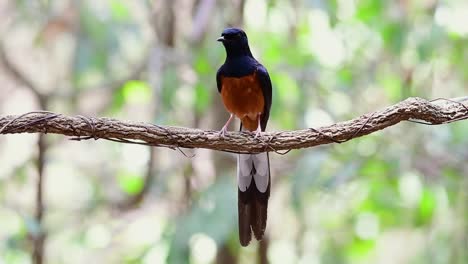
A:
[1,39,51,264]
[32,133,46,264]
[232,0,246,26]
[258,238,269,264]
[216,244,237,264]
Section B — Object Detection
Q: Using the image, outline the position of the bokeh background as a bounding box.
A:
[1,0,468,263]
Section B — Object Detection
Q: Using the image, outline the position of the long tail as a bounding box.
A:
[237,152,270,246]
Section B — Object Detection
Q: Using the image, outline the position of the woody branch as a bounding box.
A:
[0,97,467,154]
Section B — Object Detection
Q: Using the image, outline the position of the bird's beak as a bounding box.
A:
[217,36,224,42]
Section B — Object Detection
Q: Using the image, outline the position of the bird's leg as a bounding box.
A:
[219,113,234,137]
[254,114,262,138]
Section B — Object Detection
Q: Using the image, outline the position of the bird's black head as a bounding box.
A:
[217,28,253,58]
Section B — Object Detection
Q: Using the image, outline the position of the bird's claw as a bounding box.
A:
[254,128,262,138]
[219,126,228,137]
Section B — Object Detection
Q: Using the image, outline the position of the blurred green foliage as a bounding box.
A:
[0,0,467,263]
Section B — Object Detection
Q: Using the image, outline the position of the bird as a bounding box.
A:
[216,27,272,246]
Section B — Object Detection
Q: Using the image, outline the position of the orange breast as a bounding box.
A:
[220,73,265,131]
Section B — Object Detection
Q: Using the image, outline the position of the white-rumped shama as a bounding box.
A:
[216,28,272,246]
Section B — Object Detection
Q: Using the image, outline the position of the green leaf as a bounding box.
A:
[262,36,282,65]
[417,188,436,226]
[338,67,353,85]
[381,22,406,54]
[273,72,300,106]
[347,238,375,260]
[194,55,211,75]
[194,83,211,113]
[117,172,144,195]
[109,0,130,20]
[359,158,391,178]
[378,68,403,101]
[355,0,383,24]
[121,80,151,104]
[161,69,179,109]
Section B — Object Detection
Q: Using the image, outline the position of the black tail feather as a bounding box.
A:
[238,186,253,246]
[238,162,270,246]
[252,181,269,240]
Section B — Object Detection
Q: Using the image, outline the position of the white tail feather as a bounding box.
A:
[237,153,269,193]
[252,153,269,192]
[237,154,252,192]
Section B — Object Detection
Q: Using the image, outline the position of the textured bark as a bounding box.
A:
[0,97,467,154]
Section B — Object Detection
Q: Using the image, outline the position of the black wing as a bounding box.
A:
[255,64,272,131]
[216,66,224,93]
